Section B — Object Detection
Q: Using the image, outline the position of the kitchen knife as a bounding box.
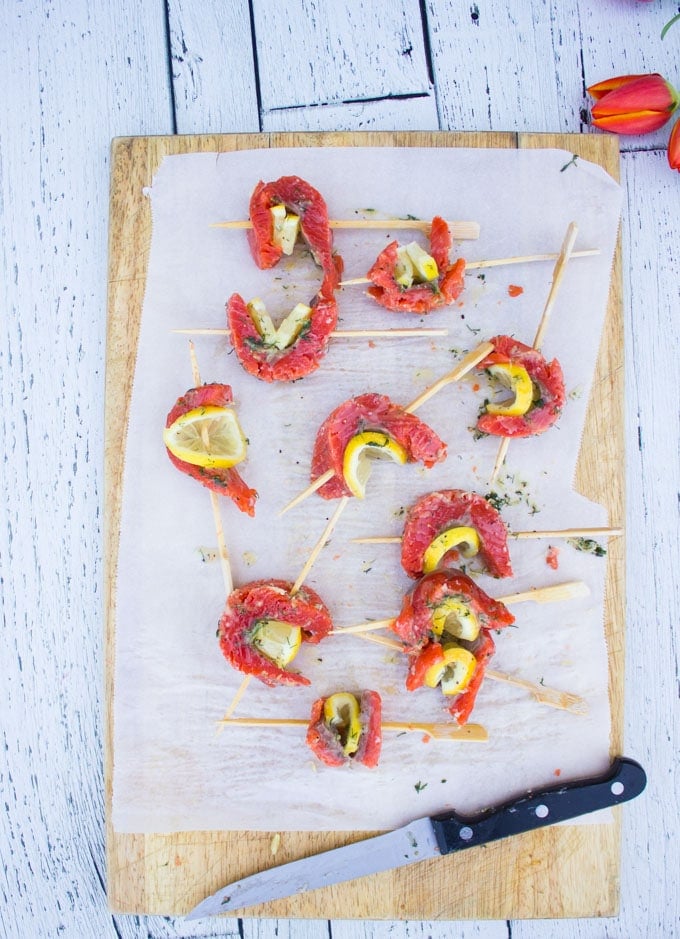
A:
[186,756,645,919]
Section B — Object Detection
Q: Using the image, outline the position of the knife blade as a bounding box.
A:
[186,756,645,919]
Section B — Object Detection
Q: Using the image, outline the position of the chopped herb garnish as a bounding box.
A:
[560,154,579,172]
[414,780,428,793]
[567,537,607,557]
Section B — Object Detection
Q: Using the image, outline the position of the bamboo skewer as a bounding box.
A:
[488,222,578,486]
[211,218,481,239]
[290,497,350,596]
[332,632,586,715]
[339,248,600,286]
[279,341,493,518]
[485,669,588,715]
[217,716,489,742]
[187,342,234,596]
[351,527,622,546]
[404,341,494,413]
[172,327,449,339]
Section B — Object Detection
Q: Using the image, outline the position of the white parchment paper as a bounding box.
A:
[112,147,622,833]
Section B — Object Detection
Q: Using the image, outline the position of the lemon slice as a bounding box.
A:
[323,692,362,755]
[424,646,476,695]
[251,619,302,668]
[270,204,301,255]
[430,598,480,641]
[342,431,408,499]
[163,405,247,469]
[422,526,481,574]
[485,363,534,416]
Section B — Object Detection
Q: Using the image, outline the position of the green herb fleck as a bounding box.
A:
[414,780,428,793]
[567,537,607,557]
[560,154,579,172]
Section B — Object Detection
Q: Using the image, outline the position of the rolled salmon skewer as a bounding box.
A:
[339,248,599,286]
[485,222,579,483]
[278,342,493,516]
[350,487,621,580]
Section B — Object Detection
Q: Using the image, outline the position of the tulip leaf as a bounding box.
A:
[661,13,680,40]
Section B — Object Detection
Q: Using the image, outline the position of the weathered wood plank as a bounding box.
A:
[0,2,171,937]
[425,2,585,133]
[167,0,260,133]
[252,0,432,113]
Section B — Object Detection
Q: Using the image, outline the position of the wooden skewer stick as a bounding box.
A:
[405,341,494,413]
[488,222,578,486]
[172,327,449,339]
[279,469,334,517]
[279,341,492,518]
[290,497,350,595]
[339,248,600,286]
[334,633,586,715]
[495,580,589,605]
[351,526,622,546]
[188,342,233,596]
[211,219,481,239]
[216,716,488,742]
[218,675,253,728]
[485,669,588,715]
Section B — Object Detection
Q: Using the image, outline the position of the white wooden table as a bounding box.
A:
[2,2,678,937]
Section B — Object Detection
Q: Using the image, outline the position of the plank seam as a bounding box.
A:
[266,91,432,113]
[163,0,178,134]
[247,0,264,132]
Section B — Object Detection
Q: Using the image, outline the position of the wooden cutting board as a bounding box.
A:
[105,131,623,918]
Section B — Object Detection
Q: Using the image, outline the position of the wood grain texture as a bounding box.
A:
[167,0,260,133]
[105,130,624,921]
[252,0,432,111]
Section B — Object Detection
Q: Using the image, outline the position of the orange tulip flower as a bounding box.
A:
[668,118,680,171]
[588,73,678,135]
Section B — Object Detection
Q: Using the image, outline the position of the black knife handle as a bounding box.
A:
[430,757,646,855]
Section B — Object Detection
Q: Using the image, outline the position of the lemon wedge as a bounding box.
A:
[251,619,302,668]
[424,645,476,695]
[430,598,480,641]
[394,242,439,288]
[270,204,301,255]
[163,405,247,469]
[247,298,311,350]
[342,431,408,499]
[485,363,534,416]
[323,692,362,755]
[422,526,481,574]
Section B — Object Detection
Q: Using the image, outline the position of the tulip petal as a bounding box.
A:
[591,109,675,135]
[587,74,652,100]
[668,118,680,171]
[591,75,677,116]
